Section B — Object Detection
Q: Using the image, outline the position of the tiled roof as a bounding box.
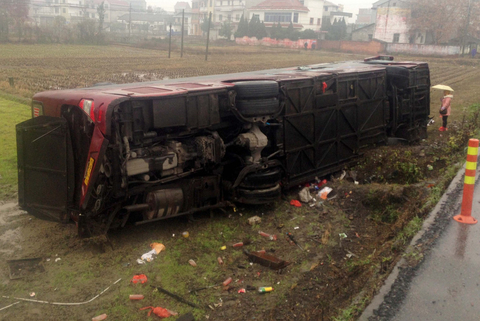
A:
[250,0,309,12]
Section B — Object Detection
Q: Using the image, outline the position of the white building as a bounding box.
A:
[249,0,310,31]
[29,0,84,26]
[372,0,411,43]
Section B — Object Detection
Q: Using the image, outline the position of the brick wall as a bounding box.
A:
[319,40,385,55]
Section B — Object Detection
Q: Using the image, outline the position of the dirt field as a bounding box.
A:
[1,44,480,321]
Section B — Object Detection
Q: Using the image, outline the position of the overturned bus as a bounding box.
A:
[16,56,430,235]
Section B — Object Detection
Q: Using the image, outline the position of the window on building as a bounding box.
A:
[55,7,59,13]
[264,12,292,23]
[219,14,222,21]
[324,6,328,11]
[310,17,314,25]
[236,14,240,21]
[299,0,304,4]
[252,14,259,19]
[317,18,321,25]
[105,14,108,19]
[393,33,400,43]
[293,13,298,23]
[392,2,396,6]
[63,8,66,13]
[368,34,373,41]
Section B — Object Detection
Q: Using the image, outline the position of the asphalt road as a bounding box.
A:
[360,160,480,321]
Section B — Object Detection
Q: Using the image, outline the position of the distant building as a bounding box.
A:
[29,0,84,26]
[128,0,147,11]
[322,0,351,24]
[351,23,375,42]
[117,12,170,34]
[355,8,376,26]
[172,2,193,35]
[249,0,310,31]
[372,0,411,43]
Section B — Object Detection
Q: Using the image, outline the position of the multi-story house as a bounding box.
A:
[249,0,310,31]
[172,2,194,35]
[372,0,411,43]
[322,0,351,24]
[29,0,83,26]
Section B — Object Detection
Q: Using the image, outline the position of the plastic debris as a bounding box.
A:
[188,259,197,267]
[339,233,347,239]
[233,242,244,248]
[92,313,108,321]
[150,243,166,255]
[318,187,333,200]
[298,187,313,203]
[29,292,36,297]
[129,294,144,300]
[220,246,227,250]
[130,274,148,284]
[136,259,145,265]
[258,287,274,293]
[55,258,61,262]
[248,216,262,225]
[217,257,224,265]
[294,226,299,230]
[258,231,277,241]
[238,288,246,293]
[140,306,178,318]
[427,165,433,171]
[182,232,189,238]
[290,200,302,207]
[222,277,232,286]
[140,250,156,262]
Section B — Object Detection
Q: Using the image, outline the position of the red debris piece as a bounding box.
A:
[130,274,148,284]
[139,306,177,318]
[290,200,302,207]
[238,288,246,293]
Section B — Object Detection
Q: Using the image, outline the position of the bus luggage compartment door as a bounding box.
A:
[16,116,74,221]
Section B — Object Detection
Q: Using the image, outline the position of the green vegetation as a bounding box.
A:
[0,97,30,200]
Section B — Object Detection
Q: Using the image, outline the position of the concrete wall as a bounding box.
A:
[319,39,385,55]
[386,43,461,56]
[235,37,318,49]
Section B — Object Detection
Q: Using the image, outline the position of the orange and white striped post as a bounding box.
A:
[454,139,479,224]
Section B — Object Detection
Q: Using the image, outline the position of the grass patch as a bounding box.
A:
[0,96,30,200]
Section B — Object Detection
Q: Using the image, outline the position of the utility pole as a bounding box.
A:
[205,12,211,61]
[181,9,185,58]
[168,22,172,58]
[128,3,132,39]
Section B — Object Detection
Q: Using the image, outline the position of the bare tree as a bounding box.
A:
[409,0,467,44]
[0,0,30,41]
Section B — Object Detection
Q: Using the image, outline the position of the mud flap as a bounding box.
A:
[16,116,74,221]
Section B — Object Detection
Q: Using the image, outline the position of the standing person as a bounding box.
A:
[439,90,453,131]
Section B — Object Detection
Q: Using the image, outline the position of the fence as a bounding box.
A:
[235,37,318,49]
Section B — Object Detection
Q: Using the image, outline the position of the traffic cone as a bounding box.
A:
[454,139,479,224]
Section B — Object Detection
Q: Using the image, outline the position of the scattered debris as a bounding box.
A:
[55,258,61,262]
[129,294,144,300]
[220,246,226,250]
[258,287,274,293]
[339,233,347,239]
[188,259,197,267]
[136,259,145,265]
[427,165,434,171]
[248,216,262,225]
[217,257,224,265]
[29,292,36,297]
[92,313,108,321]
[298,187,313,203]
[318,187,333,200]
[258,231,277,241]
[286,232,304,251]
[131,274,148,284]
[289,200,302,207]
[233,239,251,248]
[294,226,299,230]
[182,231,190,238]
[2,278,122,306]
[151,286,202,309]
[243,249,291,270]
[238,288,246,293]
[189,283,221,293]
[140,306,178,318]
[223,277,232,286]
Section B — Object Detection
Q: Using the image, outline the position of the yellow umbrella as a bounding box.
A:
[432,84,454,92]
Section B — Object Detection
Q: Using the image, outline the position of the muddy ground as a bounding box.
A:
[1,48,480,321]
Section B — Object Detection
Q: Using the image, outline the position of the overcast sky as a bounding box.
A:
[147,0,376,20]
